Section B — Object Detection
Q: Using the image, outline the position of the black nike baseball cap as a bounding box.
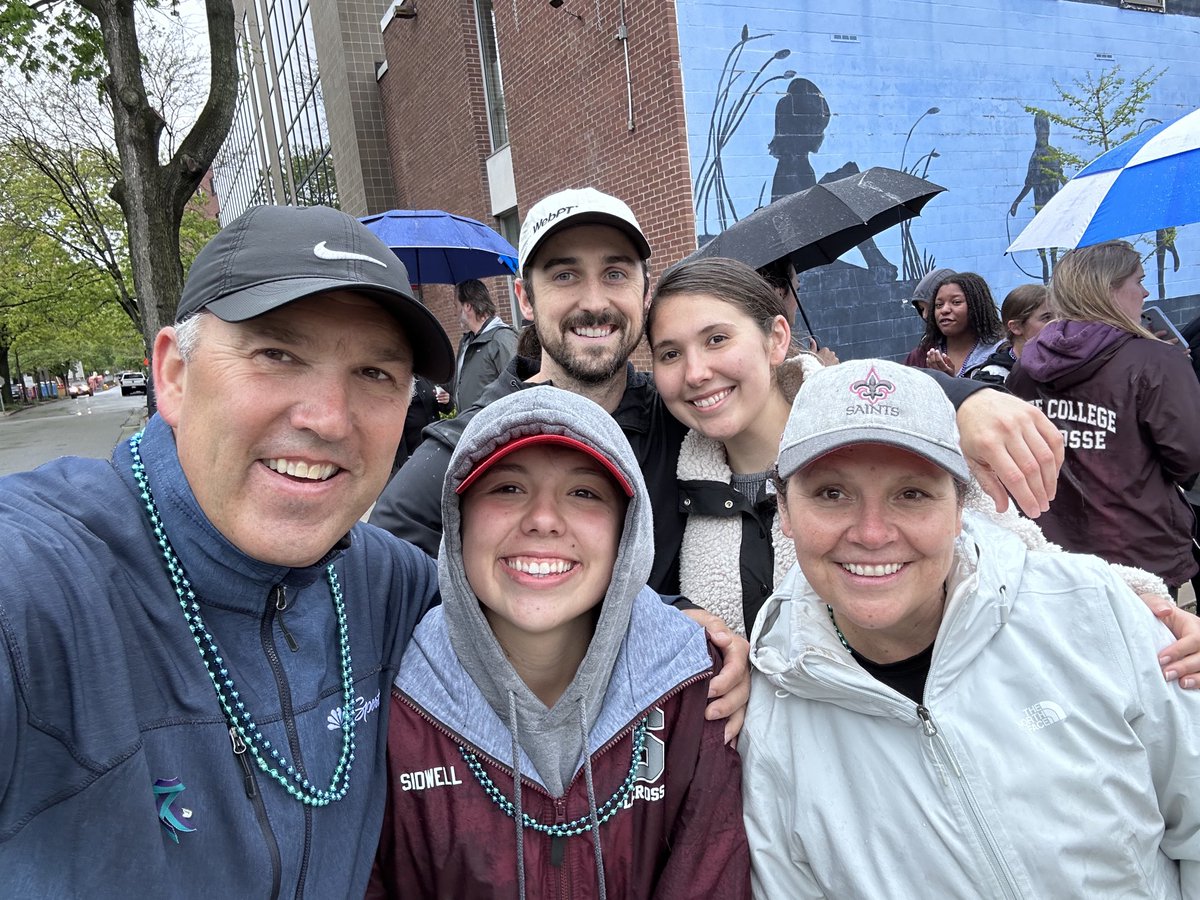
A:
[175,204,454,382]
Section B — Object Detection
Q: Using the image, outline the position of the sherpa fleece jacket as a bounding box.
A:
[0,414,438,899]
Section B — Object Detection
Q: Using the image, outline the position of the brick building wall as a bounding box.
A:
[379,0,506,342]
[379,0,696,370]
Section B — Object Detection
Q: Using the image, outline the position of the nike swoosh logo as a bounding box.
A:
[313,241,389,267]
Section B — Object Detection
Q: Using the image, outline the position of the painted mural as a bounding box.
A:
[676,0,1200,361]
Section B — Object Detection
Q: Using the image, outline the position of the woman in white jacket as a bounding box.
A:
[741,358,1200,899]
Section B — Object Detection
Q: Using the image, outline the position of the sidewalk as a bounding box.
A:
[118,406,149,443]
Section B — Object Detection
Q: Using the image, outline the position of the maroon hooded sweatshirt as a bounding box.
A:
[1008,320,1200,587]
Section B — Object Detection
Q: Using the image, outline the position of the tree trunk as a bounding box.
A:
[81,0,237,412]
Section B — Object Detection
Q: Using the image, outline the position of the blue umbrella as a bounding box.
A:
[1008,107,1200,251]
[358,209,518,285]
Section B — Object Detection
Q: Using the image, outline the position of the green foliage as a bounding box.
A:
[0,1,178,85]
[1025,65,1165,171]
[0,139,143,379]
[0,1,105,83]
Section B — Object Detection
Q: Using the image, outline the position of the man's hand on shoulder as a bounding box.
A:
[956,389,1063,518]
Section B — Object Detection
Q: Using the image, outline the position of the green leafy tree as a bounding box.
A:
[0,165,144,399]
[1025,64,1164,171]
[1024,65,1175,295]
[0,0,238,358]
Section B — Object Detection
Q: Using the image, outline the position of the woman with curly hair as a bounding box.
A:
[908,272,1005,377]
[1008,240,1200,594]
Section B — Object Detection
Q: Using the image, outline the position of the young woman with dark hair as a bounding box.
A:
[909,272,1005,377]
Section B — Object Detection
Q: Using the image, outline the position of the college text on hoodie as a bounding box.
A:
[0,414,439,898]
[741,513,1200,899]
[1008,319,1200,587]
[368,386,749,899]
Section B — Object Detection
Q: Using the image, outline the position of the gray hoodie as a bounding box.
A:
[438,385,656,796]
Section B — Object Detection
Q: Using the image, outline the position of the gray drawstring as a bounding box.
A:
[509,690,526,900]
[579,697,607,900]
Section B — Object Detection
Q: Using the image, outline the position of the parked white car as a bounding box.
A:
[118,372,148,396]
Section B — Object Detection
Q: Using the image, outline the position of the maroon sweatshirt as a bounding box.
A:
[367,657,748,900]
[1009,320,1200,587]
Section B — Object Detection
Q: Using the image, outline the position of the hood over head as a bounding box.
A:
[1018,319,1134,386]
[439,385,654,797]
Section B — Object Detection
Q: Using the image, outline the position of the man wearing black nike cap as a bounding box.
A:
[0,204,454,897]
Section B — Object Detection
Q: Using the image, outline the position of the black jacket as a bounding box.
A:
[966,342,1016,386]
[370,356,688,594]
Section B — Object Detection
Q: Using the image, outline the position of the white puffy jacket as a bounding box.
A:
[742,512,1200,899]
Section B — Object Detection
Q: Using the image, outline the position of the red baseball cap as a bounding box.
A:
[455,433,634,497]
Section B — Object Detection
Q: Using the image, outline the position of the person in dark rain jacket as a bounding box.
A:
[1008,240,1200,592]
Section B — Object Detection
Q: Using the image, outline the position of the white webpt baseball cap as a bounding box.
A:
[517,187,652,273]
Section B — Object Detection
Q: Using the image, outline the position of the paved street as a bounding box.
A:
[0,387,146,477]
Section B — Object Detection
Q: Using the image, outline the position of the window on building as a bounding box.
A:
[474,0,509,150]
[496,208,523,324]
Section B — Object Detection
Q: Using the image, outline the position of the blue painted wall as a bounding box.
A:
[677,0,1200,360]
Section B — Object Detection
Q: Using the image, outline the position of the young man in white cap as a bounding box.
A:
[0,205,455,897]
[371,187,760,736]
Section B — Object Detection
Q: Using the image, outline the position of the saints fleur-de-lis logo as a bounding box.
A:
[849,367,896,406]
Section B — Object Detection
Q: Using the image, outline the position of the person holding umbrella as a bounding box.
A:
[1008,240,1200,596]
[451,279,517,413]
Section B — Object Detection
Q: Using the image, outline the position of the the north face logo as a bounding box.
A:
[1018,700,1067,732]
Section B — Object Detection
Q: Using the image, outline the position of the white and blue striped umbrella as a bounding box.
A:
[1008,107,1200,252]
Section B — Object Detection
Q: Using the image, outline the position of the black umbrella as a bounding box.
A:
[690,166,944,273]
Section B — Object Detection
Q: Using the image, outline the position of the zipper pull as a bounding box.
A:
[229,727,258,799]
[274,587,299,652]
[916,704,938,737]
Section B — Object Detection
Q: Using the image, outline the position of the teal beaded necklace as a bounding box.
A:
[130,430,356,807]
[827,605,853,653]
[457,717,649,837]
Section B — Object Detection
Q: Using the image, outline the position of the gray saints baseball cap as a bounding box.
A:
[777,358,970,483]
[176,204,454,382]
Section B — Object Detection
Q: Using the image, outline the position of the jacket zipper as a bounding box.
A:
[554,798,570,899]
[263,584,313,900]
[397,664,710,893]
[229,726,282,899]
[275,588,299,652]
[916,706,1022,900]
[806,660,1022,898]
